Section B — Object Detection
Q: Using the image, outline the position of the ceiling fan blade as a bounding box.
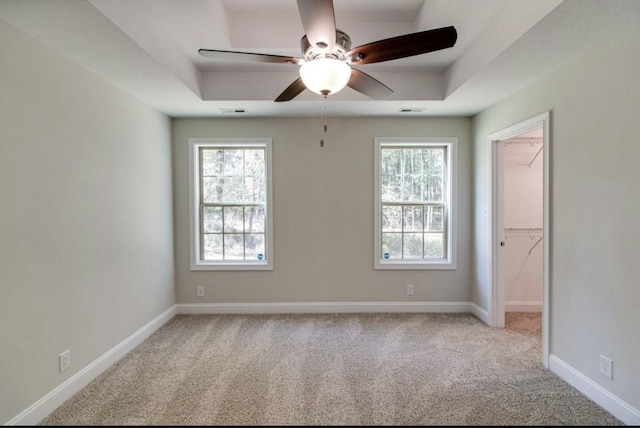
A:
[199,49,303,65]
[297,0,336,51]
[347,68,393,100]
[348,26,457,65]
[275,78,307,102]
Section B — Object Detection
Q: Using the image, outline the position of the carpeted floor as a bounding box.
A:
[39,312,622,425]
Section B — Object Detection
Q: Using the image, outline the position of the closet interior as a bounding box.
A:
[502,131,543,313]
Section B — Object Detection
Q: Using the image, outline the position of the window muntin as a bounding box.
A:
[375,138,456,269]
[189,139,272,270]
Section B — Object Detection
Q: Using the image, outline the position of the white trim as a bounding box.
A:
[374,137,457,270]
[487,111,550,368]
[549,354,640,425]
[470,303,490,325]
[188,138,274,271]
[505,301,542,312]
[6,305,178,426]
[177,301,474,315]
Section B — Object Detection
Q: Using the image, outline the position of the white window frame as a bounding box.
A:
[374,137,457,270]
[188,138,273,271]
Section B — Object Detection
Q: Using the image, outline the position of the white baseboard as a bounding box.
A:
[177,301,474,314]
[549,354,640,425]
[505,301,542,312]
[470,303,490,324]
[6,305,178,426]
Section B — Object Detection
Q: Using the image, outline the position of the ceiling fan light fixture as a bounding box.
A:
[299,58,351,96]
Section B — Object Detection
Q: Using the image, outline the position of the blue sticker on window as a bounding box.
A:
[257,253,264,260]
[383,252,390,259]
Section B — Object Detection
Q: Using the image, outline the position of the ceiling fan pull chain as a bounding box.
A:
[320,101,328,147]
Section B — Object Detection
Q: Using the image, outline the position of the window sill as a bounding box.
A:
[375,260,456,270]
[191,261,273,271]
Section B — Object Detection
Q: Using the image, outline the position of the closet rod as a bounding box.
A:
[503,137,543,145]
[505,227,543,231]
[504,228,543,241]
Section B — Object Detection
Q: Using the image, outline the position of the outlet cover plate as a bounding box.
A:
[600,355,613,379]
[59,350,71,373]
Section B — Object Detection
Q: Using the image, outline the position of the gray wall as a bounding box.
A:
[172,117,471,305]
[472,27,640,410]
[0,20,175,423]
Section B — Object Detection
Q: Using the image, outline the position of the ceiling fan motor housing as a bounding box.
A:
[300,30,351,61]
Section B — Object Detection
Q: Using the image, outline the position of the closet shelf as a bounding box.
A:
[504,227,543,233]
[503,137,543,166]
[503,228,544,254]
[503,137,543,145]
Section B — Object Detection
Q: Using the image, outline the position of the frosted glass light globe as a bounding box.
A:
[299,58,351,96]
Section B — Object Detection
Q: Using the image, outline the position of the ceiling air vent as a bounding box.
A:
[220,108,246,114]
[399,108,427,113]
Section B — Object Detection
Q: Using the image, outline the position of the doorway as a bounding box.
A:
[488,112,550,367]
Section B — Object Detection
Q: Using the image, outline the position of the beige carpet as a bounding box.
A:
[40,312,622,425]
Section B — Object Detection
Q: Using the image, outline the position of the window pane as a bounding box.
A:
[203,207,223,233]
[425,206,444,232]
[382,233,402,259]
[403,233,423,259]
[403,206,423,232]
[223,150,244,177]
[245,207,265,233]
[411,174,423,202]
[424,148,444,202]
[411,149,423,176]
[424,233,444,259]
[424,148,444,175]
[223,207,243,233]
[382,149,401,175]
[244,150,265,177]
[222,177,244,203]
[402,174,414,202]
[425,175,443,202]
[382,175,402,202]
[403,149,421,176]
[202,177,223,203]
[203,234,223,260]
[224,234,244,260]
[202,149,224,176]
[382,205,402,232]
[245,234,265,260]
[244,176,265,203]
[397,149,423,203]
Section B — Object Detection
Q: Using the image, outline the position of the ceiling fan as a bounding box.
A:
[198,0,457,102]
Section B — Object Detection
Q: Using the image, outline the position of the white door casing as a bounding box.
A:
[487,111,550,368]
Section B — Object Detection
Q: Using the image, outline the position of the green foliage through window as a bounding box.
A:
[380,145,448,261]
[200,147,267,261]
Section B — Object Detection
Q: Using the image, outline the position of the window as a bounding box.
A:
[189,138,273,270]
[374,137,456,269]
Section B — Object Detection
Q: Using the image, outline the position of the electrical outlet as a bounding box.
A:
[197,286,205,297]
[600,355,613,379]
[407,284,415,295]
[59,350,71,373]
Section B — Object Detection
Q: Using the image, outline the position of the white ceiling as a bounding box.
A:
[1,0,638,118]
